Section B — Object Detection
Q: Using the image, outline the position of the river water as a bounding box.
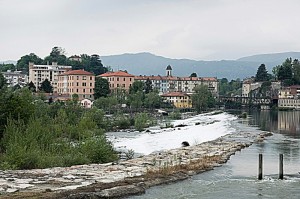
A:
[129,110,300,199]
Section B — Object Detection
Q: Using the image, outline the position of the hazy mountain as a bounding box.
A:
[237,52,300,63]
[0,60,17,65]
[101,52,284,80]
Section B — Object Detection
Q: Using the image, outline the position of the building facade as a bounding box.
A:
[29,62,72,92]
[161,91,192,108]
[135,65,218,96]
[99,70,135,92]
[278,85,300,109]
[57,69,95,100]
[2,70,28,87]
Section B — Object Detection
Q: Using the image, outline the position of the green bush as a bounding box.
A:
[134,112,149,131]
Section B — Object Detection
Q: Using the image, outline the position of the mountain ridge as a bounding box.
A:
[102,52,300,79]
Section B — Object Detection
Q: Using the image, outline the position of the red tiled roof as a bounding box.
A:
[161,91,190,97]
[99,71,135,77]
[60,69,94,76]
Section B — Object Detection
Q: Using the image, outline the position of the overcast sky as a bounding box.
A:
[1,0,300,61]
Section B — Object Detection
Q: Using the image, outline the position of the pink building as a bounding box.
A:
[57,69,95,100]
[99,71,135,92]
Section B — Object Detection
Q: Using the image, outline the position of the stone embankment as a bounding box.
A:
[0,131,272,199]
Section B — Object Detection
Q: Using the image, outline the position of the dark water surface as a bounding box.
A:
[129,111,300,199]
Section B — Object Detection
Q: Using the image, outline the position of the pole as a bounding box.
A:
[258,154,263,180]
[279,154,283,180]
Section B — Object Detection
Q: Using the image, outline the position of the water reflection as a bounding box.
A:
[130,111,300,199]
[248,110,300,138]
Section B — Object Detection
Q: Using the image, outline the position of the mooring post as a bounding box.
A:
[258,154,263,180]
[279,154,283,180]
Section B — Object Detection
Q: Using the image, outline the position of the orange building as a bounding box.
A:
[99,70,135,92]
[57,69,95,100]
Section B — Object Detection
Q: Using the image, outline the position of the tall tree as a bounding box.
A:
[0,72,6,89]
[28,81,36,92]
[255,64,269,82]
[144,78,153,94]
[292,59,300,84]
[94,77,110,99]
[44,47,67,65]
[278,58,293,81]
[192,85,215,113]
[39,79,53,93]
[90,54,107,75]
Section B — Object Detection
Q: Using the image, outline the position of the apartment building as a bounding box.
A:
[278,85,300,109]
[99,70,135,92]
[161,91,192,108]
[2,70,28,87]
[135,65,218,96]
[29,62,72,92]
[57,69,95,100]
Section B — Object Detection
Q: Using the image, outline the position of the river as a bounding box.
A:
[126,110,300,199]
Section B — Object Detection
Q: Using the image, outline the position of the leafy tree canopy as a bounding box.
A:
[17,53,43,73]
[0,72,6,90]
[190,72,197,77]
[94,77,110,99]
[192,85,215,113]
[39,79,53,93]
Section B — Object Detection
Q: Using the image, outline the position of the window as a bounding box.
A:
[90,83,92,87]
[77,82,79,86]
[77,76,79,80]
[83,76,86,80]
[90,76,92,80]
[117,77,119,81]
[122,84,125,87]
[130,78,132,81]
[83,89,85,93]
[123,78,125,81]
[117,84,119,87]
[90,89,92,93]
[82,82,86,86]
[76,89,79,92]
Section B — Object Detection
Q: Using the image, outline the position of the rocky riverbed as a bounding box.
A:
[0,131,272,199]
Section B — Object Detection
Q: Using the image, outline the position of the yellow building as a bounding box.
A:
[161,91,192,108]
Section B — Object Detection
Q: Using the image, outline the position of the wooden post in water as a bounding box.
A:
[279,154,283,180]
[258,154,263,180]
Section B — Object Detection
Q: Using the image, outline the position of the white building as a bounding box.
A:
[2,70,28,87]
[29,62,72,92]
[135,65,218,96]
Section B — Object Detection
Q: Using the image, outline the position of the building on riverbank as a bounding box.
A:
[99,70,135,93]
[28,62,72,92]
[278,85,300,109]
[135,65,218,96]
[57,69,95,100]
[161,91,192,108]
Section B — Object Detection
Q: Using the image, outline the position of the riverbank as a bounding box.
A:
[0,130,272,199]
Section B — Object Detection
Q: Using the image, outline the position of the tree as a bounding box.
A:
[144,91,162,109]
[0,72,6,90]
[191,85,215,113]
[255,64,269,82]
[94,77,110,99]
[144,78,153,94]
[277,58,293,81]
[44,47,67,65]
[292,59,300,84]
[129,81,144,94]
[89,54,107,75]
[17,53,43,73]
[190,72,197,77]
[28,81,36,92]
[39,79,53,93]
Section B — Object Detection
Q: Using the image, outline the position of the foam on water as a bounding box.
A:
[109,112,237,155]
